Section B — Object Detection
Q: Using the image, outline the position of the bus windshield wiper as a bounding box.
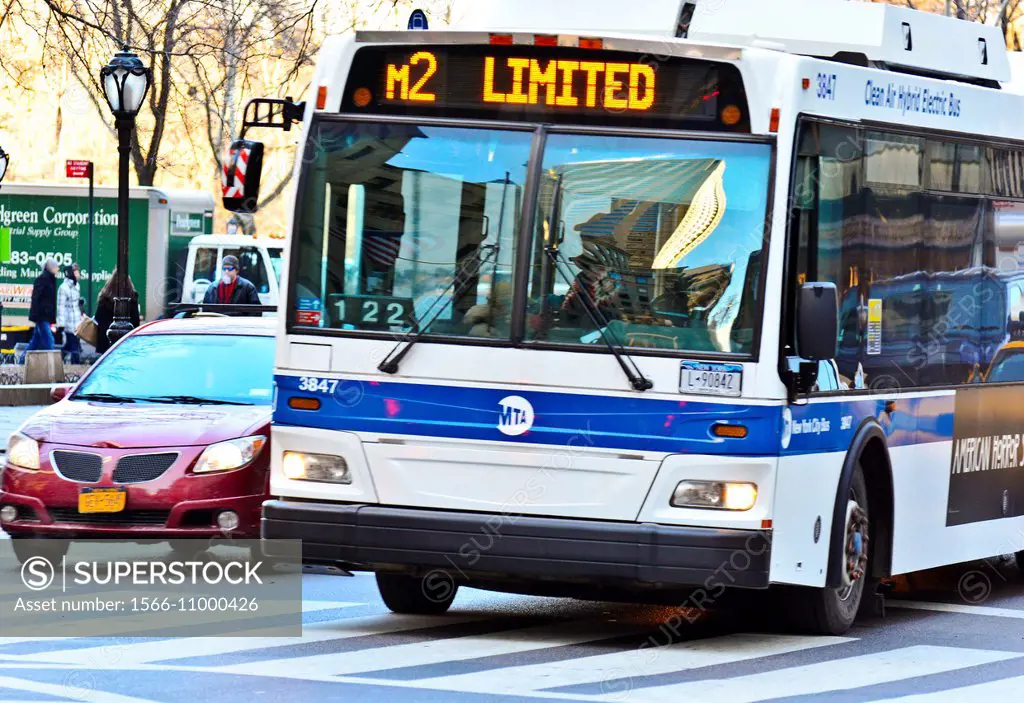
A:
[543,174,653,392]
[139,395,252,406]
[378,242,500,374]
[74,393,139,403]
[378,172,511,375]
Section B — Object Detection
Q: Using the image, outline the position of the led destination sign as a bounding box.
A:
[342,45,751,130]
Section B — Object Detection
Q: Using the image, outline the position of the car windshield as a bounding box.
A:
[73,334,275,405]
[289,119,771,354]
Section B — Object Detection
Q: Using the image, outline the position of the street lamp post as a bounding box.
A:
[100,44,151,345]
[0,146,8,337]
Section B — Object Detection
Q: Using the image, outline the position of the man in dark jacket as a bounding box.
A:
[27,258,59,352]
[203,255,261,315]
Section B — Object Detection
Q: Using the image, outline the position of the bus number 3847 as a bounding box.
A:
[297,377,339,394]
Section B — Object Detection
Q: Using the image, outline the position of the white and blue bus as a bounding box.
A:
[225,0,1024,635]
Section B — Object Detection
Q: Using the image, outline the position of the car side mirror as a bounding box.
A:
[221,139,264,213]
[50,384,72,402]
[797,282,838,361]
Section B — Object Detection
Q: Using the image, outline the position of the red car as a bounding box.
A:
[0,315,277,564]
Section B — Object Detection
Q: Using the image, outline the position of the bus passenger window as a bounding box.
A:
[240,248,271,294]
[789,120,1008,393]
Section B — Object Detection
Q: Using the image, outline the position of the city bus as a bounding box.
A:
[229,0,1024,635]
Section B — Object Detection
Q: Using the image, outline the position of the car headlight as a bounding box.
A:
[193,435,266,474]
[7,432,40,471]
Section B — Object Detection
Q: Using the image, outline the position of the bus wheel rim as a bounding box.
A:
[839,498,869,602]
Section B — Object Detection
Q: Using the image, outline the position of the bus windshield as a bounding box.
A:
[289,119,771,355]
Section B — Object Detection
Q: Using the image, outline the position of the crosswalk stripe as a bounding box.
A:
[866,675,1024,702]
[0,598,305,639]
[0,674,155,703]
[387,633,854,695]
[0,603,358,654]
[213,619,655,679]
[887,601,1024,619]
[13,612,493,666]
[584,645,1022,703]
[302,601,363,613]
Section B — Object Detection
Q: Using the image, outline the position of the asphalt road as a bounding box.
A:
[0,556,1019,703]
[0,405,1022,702]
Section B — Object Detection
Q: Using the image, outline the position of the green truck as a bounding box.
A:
[0,183,215,328]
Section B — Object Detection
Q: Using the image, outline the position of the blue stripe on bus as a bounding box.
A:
[273,375,957,458]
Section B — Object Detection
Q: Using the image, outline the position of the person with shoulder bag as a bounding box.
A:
[94,271,140,355]
[57,264,84,364]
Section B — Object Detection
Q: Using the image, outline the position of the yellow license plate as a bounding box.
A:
[78,487,126,514]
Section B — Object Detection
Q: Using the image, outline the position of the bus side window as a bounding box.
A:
[240,247,271,294]
[192,247,218,303]
[193,248,217,282]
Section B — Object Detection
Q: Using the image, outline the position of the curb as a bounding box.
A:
[0,384,58,407]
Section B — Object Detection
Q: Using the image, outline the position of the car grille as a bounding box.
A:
[48,509,170,526]
[51,451,103,483]
[113,453,178,484]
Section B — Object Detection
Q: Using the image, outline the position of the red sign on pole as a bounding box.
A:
[65,160,92,178]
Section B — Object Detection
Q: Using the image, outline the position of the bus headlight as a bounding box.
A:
[282,452,350,484]
[193,436,267,474]
[7,432,40,470]
[671,481,758,511]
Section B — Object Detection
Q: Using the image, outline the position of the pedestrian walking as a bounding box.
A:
[94,270,141,356]
[57,263,83,364]
[26,258,59,353]
[203,254,261,315]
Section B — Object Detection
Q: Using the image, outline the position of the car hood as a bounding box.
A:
[20,402,272,449]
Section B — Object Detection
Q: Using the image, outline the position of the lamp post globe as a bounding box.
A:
[101,44,151,345]
[101,45,151,118]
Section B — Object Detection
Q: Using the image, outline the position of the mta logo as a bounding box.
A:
[497,396,534,436]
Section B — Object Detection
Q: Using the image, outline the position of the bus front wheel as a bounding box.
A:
[376,572,458,615]
[786,464,872,635]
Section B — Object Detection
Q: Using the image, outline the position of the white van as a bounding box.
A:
[182,234,286,306]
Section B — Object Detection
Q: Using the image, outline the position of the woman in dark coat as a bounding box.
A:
[94,271,141,355]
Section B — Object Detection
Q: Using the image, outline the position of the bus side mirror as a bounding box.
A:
[221,139,265,213]
[798,282,838,361]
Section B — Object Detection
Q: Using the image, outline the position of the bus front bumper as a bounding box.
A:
[261,500,772,589]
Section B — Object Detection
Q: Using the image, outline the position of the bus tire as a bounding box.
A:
[786,464,872,635]
[376,572,458,615]
[1016,552,1024,578]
